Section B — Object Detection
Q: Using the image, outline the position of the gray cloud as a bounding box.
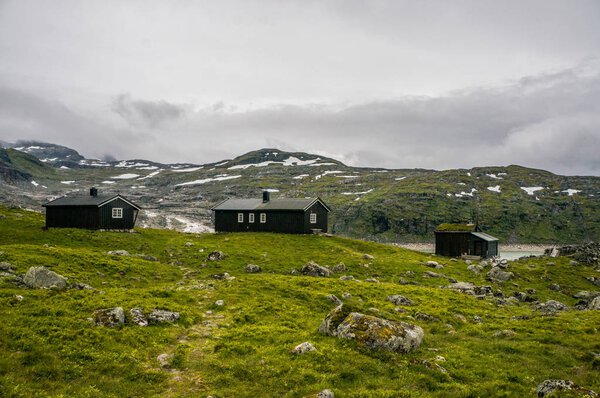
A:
[111,94,186,128]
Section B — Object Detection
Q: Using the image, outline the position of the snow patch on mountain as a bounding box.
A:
[521,186,544,195]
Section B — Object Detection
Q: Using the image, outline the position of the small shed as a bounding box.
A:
[211,191,330,234]
[434,223,499,258]
[43,188,141,230]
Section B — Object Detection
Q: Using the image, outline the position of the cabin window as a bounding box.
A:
[112,208,123,219]
[249,213,255,223]
[310,213,317,224]
[260,213,266,223]
[238,213,244,223]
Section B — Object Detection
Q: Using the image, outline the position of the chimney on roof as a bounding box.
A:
[262,190,270,203]
[90,187,98,197]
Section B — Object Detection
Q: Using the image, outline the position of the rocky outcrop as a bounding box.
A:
[148,310,180,324]
[301,261,331,277]
[545,242,600,264]
[318,304,423,353]
[94,307,125,327]
[588,296,600,310]
[535,379,598,397]
[23,266,67,289]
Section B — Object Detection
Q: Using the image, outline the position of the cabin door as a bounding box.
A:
[473,241,482,256]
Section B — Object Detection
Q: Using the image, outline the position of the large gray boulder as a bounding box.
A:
[535,300,568,314]
[588,296,600,310]
[148,309,180,324]
[94,307,125,327]
[486,267,514,282]
[207,251,225,261]
[301,261,331,277]
[535,379,598,397]
[335,313,424,353]
[23,266,67,290]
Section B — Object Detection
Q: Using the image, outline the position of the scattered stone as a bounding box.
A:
[535,300,568,314]
[415,312,439,322]
[425,261,443,269]
[447,282,476,293]
[107,250,130,256]
[549,284,561,291]
[326,294,343,305]
[363,254,375,260]
[157,353,174,368]
[215,300,224,306]
[335,312,424,353]
[497,259,509,269]
[493,329,516,338]
[464,259,472,265]
[403,271,416,278]
[423,271,442,278]
[244,264,261,273]
[545,242,600,264]
[70,282,93,290]
[211,272,232,280]
[454,314,467,323]
[23,266,67,290]
[573,291,600,300]
[398,278,419,285]
[339,275,355,281]
[486,267,514,282]
[586,277,600,287]
[129,308,148,326]
[207,251,225,261]
[94,307,125,327]
[136,254,158,261]
[527,288,537,295]
[570,260,579,266]
[387,295,414,306]
[588,296,600,310]
[301,261,331,277]
[185,242,194,247]
[292,342,316,355]
[535,379,598,397]
[473,285,493,296]
[317,390,335,398]
[473,315,483,323]
[15,294,24,301]
[332,263,346,272]
[547,261,556,266]
[148,309,180,324]
[365,278,379,283]
[467,264,483,274]
[0,262,14,272]
[342,292,352,299]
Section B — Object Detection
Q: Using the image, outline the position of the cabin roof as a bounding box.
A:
[211,197,330,212]
[435,223,479,232]
[43,194,141,209]
[471,232,499,242]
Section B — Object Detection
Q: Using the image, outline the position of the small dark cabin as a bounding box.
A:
[211,191,330,234]
[434,223,499,258]
[43,188,141,230]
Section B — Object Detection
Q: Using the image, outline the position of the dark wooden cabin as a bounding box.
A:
[43,188,141,230]
[434,223,499,258]
[211,191,330,234]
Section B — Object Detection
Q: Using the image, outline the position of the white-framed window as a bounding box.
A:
[238,213,244,223]
[260,213,266,223]
[112,208,123,219]
[310,213,317,224]
[249,213,255,223]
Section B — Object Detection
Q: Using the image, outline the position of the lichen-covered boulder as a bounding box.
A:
[206,251,225,261]
[148,309,180,324]
[316,390,335,398]
[301,261,331,277]
[107,250,130,256]
[335,313,424,353]
[318,304,352,336]
[23,266,67,290]
[129,307,148,326]
[292,342,316,355]
[535,300,568,314]
[386,295,414,306]
[244,264,261,273]
[486,267,514,282]
[535,379,598,397]
[94,307,125,327]
[588,296,600,310]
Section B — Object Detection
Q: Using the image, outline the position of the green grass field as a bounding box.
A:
[0,206,599,397]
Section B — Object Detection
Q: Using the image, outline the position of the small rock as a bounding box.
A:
[211,272,232,280]
[493,329,516,338]
[473,315,483,323]
[215,300,224,306]
[292,342,316,355]
[415,312,439,322]
[535,379,598,397]
[94,307,125,327]
[332,263,346,272]
[467,264,483,274]
[535,300,568,314]
[464,260,472,265]
[435,355,446,362]
[70,282,93,290]
[15,294,24,301]
[23,266,67,290]
[486,267,514,282]
[301,261,331,277]
[365,278,379,283]
[107,250,130,256]
[423,271,442,278]
[317,390,335,398]
[363,254,374,260]
[339,275,354,281]
[342,292,352,299]
[0,262,14,272]
[185,242,194,247]
[498,259,509,268]
[588,296,600,310]
[549,284,560,291]
[573,291,600,300]
[447,282,475,293]
[386,295,414,306]
[129,308,148,326]
[425,260,439,268]
[157,353,174,368]
[148,309,180,324]
[207,251,225,261]
[244,264,261,273]
[570,260,579,266]
[137,254,158,261]
[326,294,343,305]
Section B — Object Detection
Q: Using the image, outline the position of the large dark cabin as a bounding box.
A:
[43,188,141,230]
[434,223,499,259]
[211,191,330,234]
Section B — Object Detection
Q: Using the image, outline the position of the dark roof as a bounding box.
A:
[435,223,479,232]
[211,197,330,212]
[43,194,141,209]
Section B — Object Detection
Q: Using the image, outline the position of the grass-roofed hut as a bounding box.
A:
[434,223,499,258]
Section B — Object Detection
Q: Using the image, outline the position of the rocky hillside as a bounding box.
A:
[1,142,600,243]
[0,207,599,397]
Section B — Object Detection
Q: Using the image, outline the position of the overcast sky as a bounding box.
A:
[1,0,600,175]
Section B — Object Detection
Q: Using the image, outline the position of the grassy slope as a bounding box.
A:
[0,207,599,397]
